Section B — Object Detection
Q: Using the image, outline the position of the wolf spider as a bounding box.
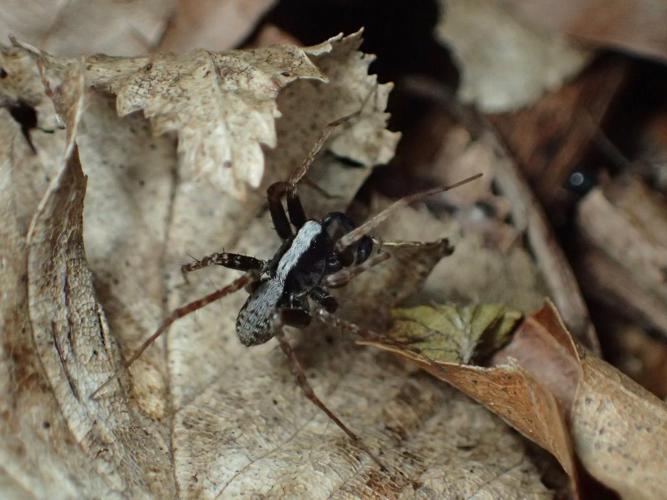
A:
[95,106,480,468]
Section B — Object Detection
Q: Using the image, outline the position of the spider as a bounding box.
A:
[94,109,481,467]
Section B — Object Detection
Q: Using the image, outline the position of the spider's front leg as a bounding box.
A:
[267,181,308,240]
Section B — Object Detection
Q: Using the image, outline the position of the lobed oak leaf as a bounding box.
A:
[15,31,399,198]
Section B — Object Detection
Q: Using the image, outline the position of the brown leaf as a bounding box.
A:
[159,0,277,52]
[24,68,173,494]
[367,300,667,497]
[367,303,578,483]
[490,57,630,213]
[576,176,667,337]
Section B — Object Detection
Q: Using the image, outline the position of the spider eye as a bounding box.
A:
[326,254,343,273]
[354,236,373,265]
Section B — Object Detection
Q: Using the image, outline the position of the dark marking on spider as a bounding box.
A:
[92,97,481,469]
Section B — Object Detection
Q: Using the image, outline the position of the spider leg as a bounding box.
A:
[91,274,252,398]
[274,325,385,470]
[286,85,378,188]
[325,250,391,288]
[335,173,483,253]
[279,294,312,328]
[315,308,385,342]
[267,181,307,229]
[181,252,264,283]
[309,286,338,313]
[267,182,294,239]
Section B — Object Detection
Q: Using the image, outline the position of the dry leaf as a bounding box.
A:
[502,0,667,64]
[18,30,399,197]
[576,176,667,337]
[436,0,590,112]
[159,0,278,52]
[368,300,667,498]
[0,0,174,56]
[0,37,550,496]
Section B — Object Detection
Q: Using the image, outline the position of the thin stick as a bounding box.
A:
[92,274,251,399]
[335,173,483,253]
[275,327,386,470]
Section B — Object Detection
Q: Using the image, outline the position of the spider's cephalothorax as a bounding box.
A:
[227,182,373,346]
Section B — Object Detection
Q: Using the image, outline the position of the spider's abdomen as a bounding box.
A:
[236,279,282,346]
[236,220,333,346]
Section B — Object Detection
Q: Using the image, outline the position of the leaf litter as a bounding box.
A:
[366,300,667,499]
[0,33,552,497]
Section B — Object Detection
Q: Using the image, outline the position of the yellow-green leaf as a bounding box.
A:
[389,303,522,363]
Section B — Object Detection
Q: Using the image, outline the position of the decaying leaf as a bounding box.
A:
[1,33,551,497]
[368,300,667,498]
[436,0,590,112]
[389,303,521,364]
[159,0,278,52]
[17,30,399,197]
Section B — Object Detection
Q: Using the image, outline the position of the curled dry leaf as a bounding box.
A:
[368,300,667,498]
[436,0,590,112]
[27,143,174,497]
[0,37,550,496]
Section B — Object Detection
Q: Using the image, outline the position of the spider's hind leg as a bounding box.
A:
[274,324,386,470]
[92,273,252,398]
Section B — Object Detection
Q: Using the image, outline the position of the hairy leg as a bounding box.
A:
[274,326,385,469]
[181,252,264,283]
[335,173,483,253]
[92,274,252,398]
